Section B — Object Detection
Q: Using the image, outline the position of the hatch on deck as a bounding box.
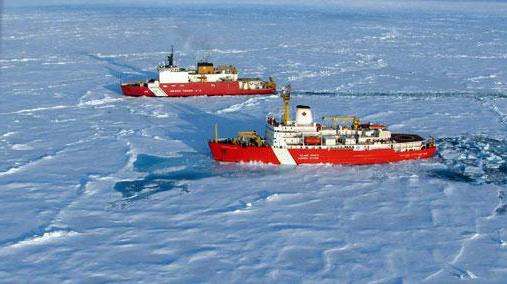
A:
[391,134,424,143]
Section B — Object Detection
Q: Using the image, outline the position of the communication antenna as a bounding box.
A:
[197,49,212,63]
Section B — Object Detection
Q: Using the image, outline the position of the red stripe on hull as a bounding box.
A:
[208,142,437,165]
[121,81,276,97]
[289,147,437,165]
[208,142,280,164]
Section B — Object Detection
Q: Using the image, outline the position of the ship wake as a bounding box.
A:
[293,91,507,100]
[433,135,507,185]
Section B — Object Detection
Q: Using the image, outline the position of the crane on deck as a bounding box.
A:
[322,115,361,130]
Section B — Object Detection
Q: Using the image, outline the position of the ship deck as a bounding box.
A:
[391,133,424,143]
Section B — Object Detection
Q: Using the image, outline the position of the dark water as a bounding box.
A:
[434,136,507,185]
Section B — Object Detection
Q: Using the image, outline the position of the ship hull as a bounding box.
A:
[208,142,437,165]
[121,81,276,97]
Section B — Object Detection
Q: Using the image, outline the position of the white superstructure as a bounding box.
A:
[158,66,239,84]
[264,105,426,152]
[155,49,254,85]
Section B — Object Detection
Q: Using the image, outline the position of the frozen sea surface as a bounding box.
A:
[0,2,506,282]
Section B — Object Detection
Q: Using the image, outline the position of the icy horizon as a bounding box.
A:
[5,0,507,12]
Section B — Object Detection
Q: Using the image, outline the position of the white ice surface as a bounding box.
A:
[0,2,506,283]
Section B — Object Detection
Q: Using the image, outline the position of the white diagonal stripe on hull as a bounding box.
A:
[272,147,297,165]
[147,83,168,97]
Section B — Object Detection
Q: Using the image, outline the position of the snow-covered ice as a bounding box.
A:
[0,1,506,282]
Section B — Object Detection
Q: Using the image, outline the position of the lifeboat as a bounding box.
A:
[304,136,321,145]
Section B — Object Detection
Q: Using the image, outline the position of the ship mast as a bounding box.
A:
[167,45,174,67]
[281,84,291,125]
[214,123,218,143]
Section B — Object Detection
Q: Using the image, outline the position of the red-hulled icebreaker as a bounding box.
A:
[121,47,276,97]
[209,86,437,165]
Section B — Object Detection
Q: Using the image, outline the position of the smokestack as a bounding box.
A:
[295,105,313,125]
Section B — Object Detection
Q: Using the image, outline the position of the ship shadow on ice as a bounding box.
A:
[113,152,213,201]
[427,168,476,183]
[168,102,266,154]
[86,53,157,93]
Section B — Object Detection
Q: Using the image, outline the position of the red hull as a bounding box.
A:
[121,81,276,97]
[209,142,437,165]
[209,142,281,164]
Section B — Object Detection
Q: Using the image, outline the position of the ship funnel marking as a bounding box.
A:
[296,105,313,125]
